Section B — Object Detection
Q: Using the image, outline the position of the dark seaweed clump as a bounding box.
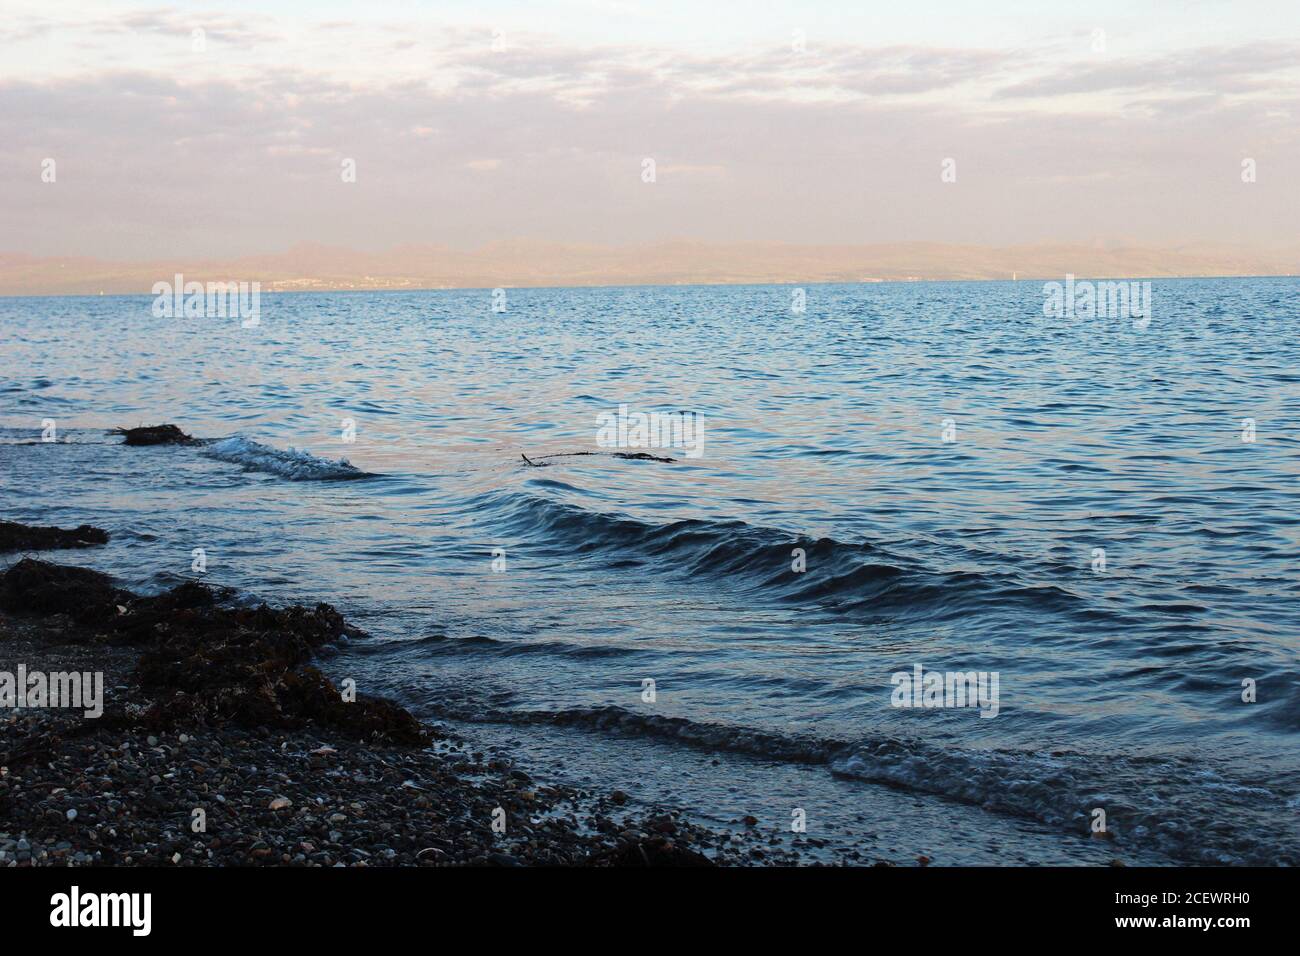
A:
[110,423,197,445]
[0,520,109,553]
[0,558,426,744]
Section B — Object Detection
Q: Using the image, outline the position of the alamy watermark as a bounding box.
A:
[890,664,999,718]
[50,886,150,936]
[151,273,260,327]
[1043,274,1151,328]
[1,666,103,718]
[596,404,705,459]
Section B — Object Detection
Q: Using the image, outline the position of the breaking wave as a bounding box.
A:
[202,436,373,481]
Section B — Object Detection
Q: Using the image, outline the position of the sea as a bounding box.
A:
[2,277,1297,865]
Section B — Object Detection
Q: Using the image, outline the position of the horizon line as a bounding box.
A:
[4,272,1297,301]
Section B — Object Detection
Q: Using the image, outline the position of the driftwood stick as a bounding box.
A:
[520,451,675,467]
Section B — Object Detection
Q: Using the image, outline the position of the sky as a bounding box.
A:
[3,0,1299,259]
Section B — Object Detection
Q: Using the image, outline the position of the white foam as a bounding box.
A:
[202,436,370,481]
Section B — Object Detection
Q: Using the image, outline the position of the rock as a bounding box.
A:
[110,424,196,446]
[610,790,629,805]
[269,797,293,811]
[647,815,677,835]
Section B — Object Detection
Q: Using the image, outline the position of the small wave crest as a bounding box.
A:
[476,492,1107,625]
[202,436,372,481]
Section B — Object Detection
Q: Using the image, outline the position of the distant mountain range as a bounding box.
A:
[2,240,1296,295]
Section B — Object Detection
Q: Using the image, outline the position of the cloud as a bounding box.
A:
[995,41,1300,99]
[3,10,1299,258]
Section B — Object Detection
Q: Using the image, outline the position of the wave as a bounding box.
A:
[475,491,1112,626]
[429,702,1299,865]
[202,436,373,481]
[361,631,643,661]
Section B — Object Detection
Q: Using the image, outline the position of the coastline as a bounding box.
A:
[3,272,1299,300]
[3,239,1298,297]
[0,537,814,868]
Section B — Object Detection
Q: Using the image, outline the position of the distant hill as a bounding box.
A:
[2,239,1296,295]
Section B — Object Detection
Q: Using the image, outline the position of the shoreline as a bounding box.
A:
[0,540,814,867]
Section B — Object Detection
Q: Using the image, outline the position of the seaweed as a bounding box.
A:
[0,520,109,553]
[0,558,428,745]
[109,424,197,446]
